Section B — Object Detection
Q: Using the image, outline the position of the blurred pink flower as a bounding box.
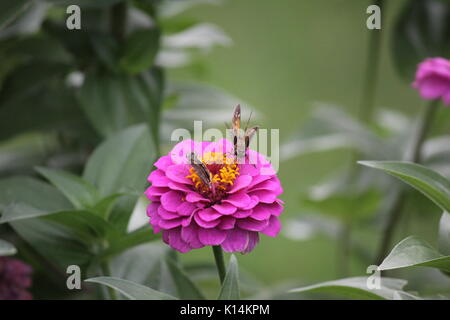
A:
[413,57,450,105]
[0,257,32,300]
[145,139,283,253]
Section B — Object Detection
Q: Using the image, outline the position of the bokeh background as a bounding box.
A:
[174,0,449,291]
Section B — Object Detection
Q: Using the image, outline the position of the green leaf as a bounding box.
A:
[45,210,120,244]
[36,167,101,210]
[0,0,31,30]
[358,161,450,212]
[85,276,177,300]
[89,33,120,72]
[439,211,450,255]
[0,239,17,256]
[391,0,450,81]
[379,236,450,273]
[99,226,161,261]
[77,69,163,139]
[393,291,422,300]
[5,204,118,245]
[166,258,205,300]
[83,124,156,196]
[0,177,72,224]
[218,254,240,300]
[110,243,168,286]
[46,0,123,8]
[290,277,409,300]
[91,193,123,220]
[120,28,160,75]
[11,218,92,268]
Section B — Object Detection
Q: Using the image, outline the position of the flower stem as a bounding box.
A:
[100,261,118,300]
[375,100,439,264]
[409,100,439,163]
[358,0,384,124]
[212,246,226,285]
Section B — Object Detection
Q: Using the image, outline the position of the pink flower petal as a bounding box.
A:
[145,186,169,197]
[236,218,269,231]
[158,218,183,229]
[223,193,252,208]
[154,155,173,171]
[176,201,196,216]
[217,216,236,230]
[250,205,272,221]
[194,213,221,228]
[160,190,183,212]
[168,181,193,193]
[166,165,192,184]
[221,229,249,252]
[165,229,192,253]
[260,216,281,237]
[158,206,180,220]
[181,224,204,249]
[146,202,159,218]
[233,209,253,218]
[197,207,222,222]
[186,192,210,203]
[263,201,284,217]
[212,202,237,215]
[239,164,260,176]
[249,190,277,203]
[243,232,259,254]
[248,174,272,189]
[198,228,227,245]
[148,170,170,187]
[242,195,259,210]
[418,77,450,99]
[228,175,252,193]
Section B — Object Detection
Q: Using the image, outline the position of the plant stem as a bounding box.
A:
[342,0,383,272]
[409,100,439,163]
[100,262,118,300]
[337,223,351,277]
[375,100,439,264]
[110,1,127,43]
[358,0,384,124]
[212,246,226,285]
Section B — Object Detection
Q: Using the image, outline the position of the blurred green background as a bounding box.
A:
[171,0,447,288]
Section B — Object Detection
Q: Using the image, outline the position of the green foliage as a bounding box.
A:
[120,28,161,74]
[392,0,450,81]
[439,211,450,255]
[0,0,31,29]
[77,70,163,139]
[0,239,17,256]
[85,276,178,300]
[36,167,101,210]
[218,255,240,300]
[83,124,156,196]
[359,161,450,212]
[289,277,416,300]
[379,236,450,273]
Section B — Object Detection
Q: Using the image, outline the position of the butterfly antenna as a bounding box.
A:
[244,110,253,131]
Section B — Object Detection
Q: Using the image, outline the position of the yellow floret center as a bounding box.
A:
[186,152,239,193]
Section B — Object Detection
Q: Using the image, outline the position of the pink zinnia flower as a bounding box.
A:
[0,257,32,300]
[412,57,450,105]
[145,139,283,253]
